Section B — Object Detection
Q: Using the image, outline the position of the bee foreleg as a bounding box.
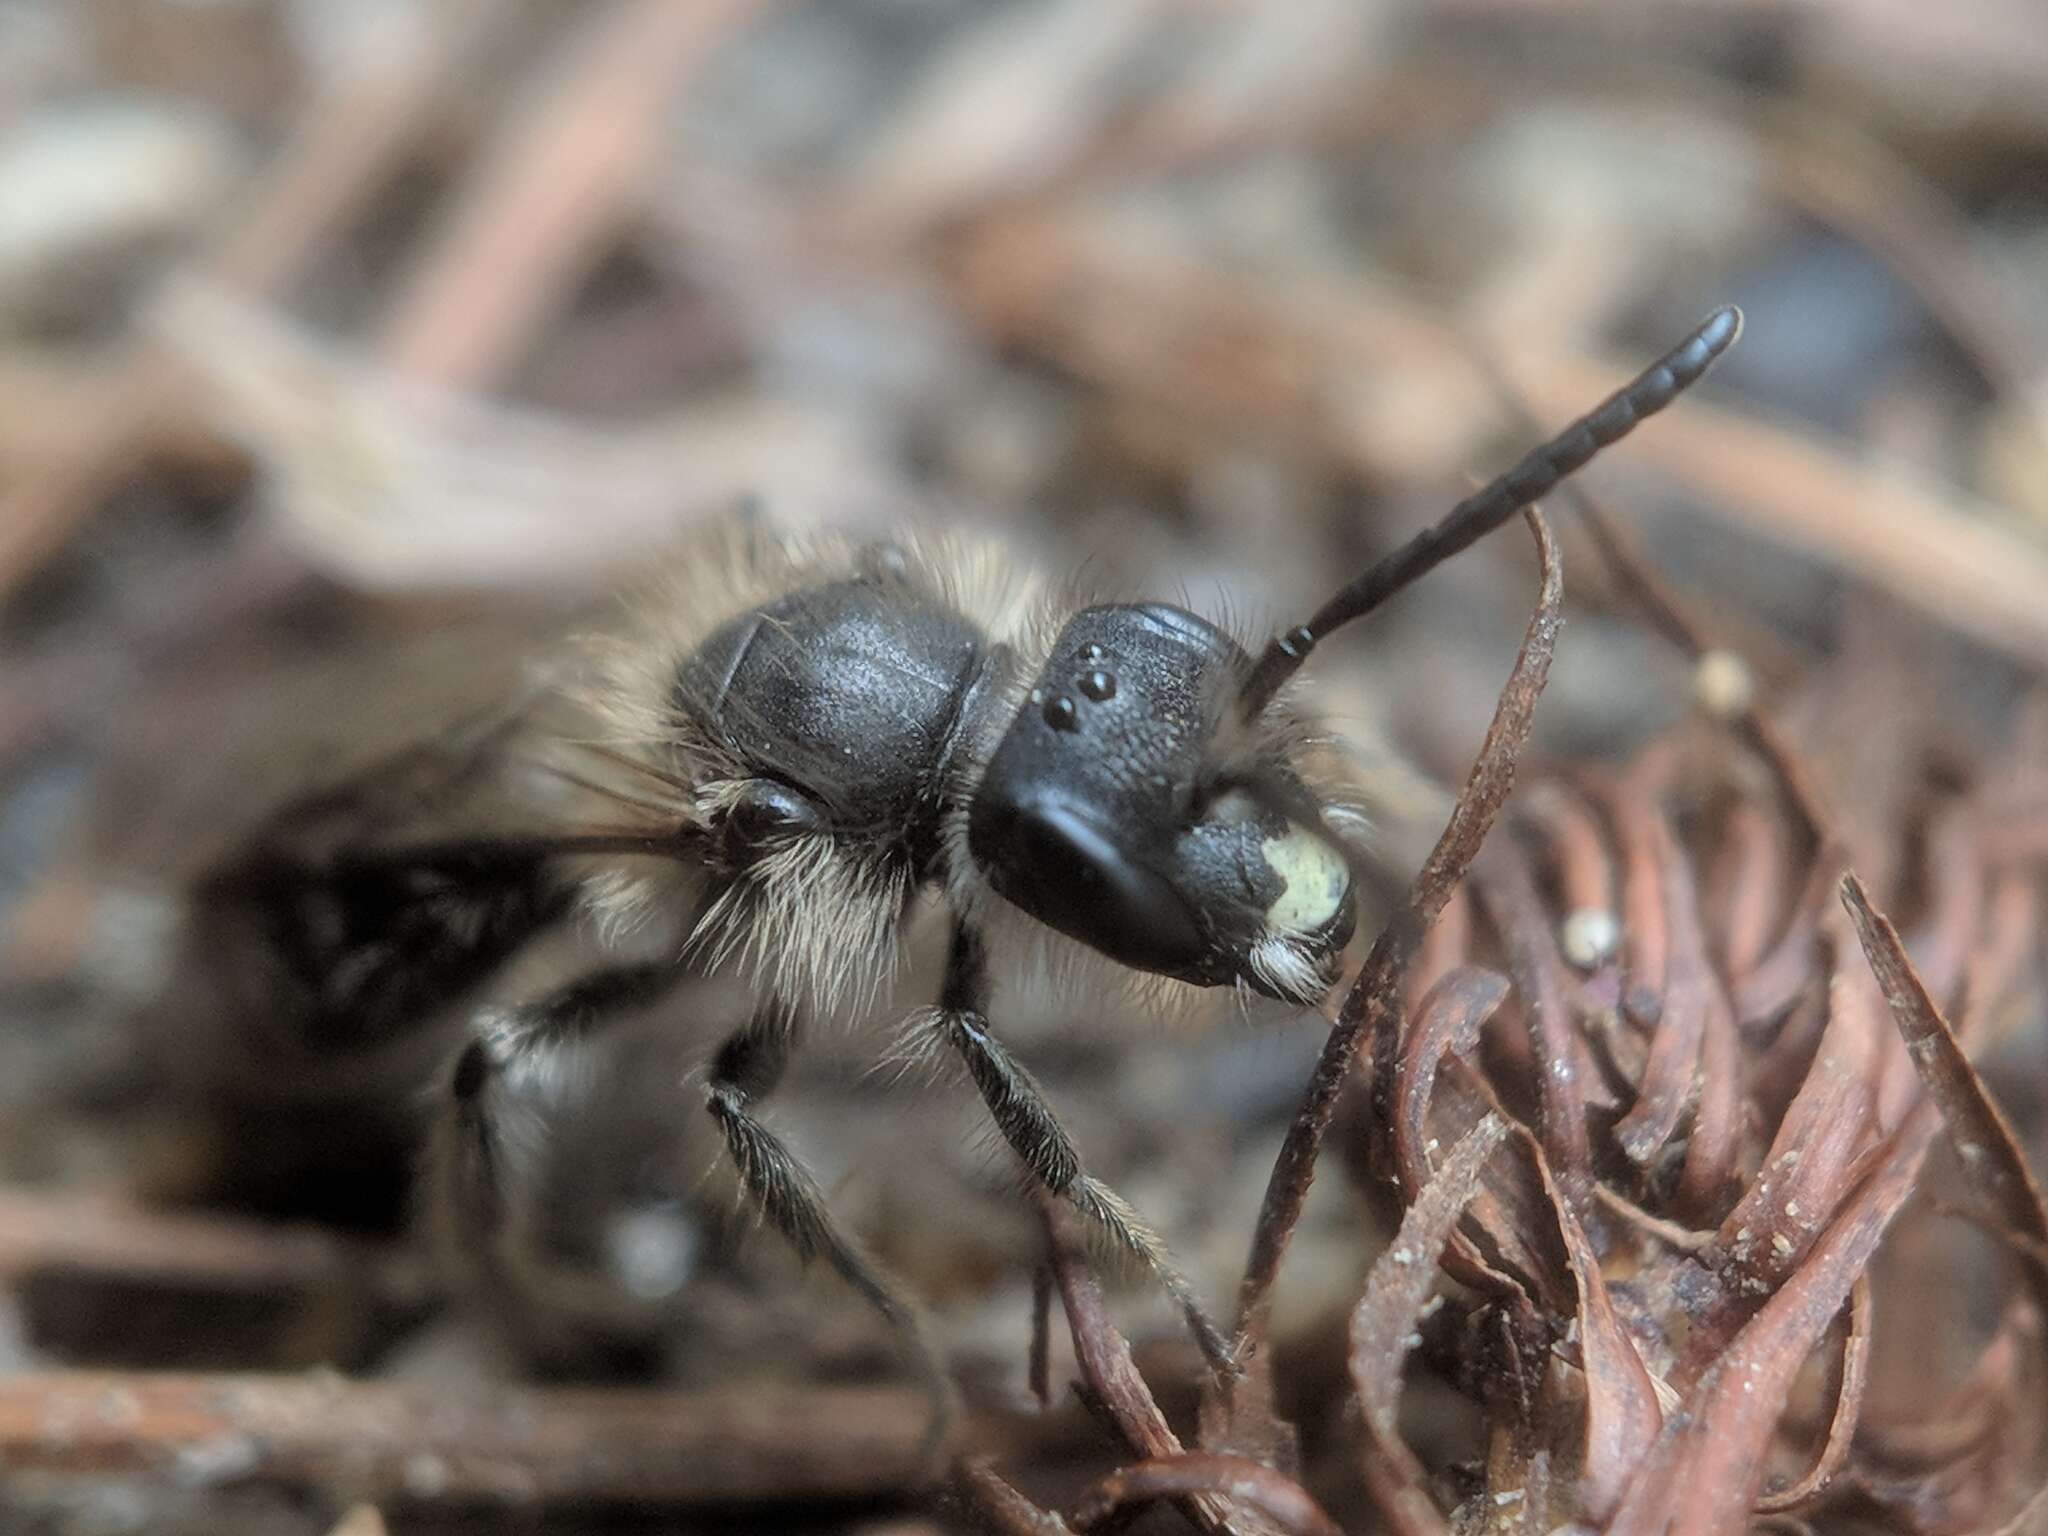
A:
[930,924,1235,1375]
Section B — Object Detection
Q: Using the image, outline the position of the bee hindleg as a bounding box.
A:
[930,924,1234,1374]
[703,997,955,1449]
[430,957,688,1322]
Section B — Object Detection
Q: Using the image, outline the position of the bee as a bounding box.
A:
[177,308,1739,1402]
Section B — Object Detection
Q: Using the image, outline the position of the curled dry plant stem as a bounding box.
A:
[1841,872,2048,1529]
[1349,1114,1511,1536]
[1607,1117,1930,1536]
[1752,1275,1871,1514]
[1034,1194,1244,1536]
[1230,506,1563,1361]
[956,1459,1076,1536]
[1840,873,2048,1254]
[1601,871,2043,1534]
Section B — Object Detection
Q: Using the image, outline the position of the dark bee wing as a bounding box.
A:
[194,834,573,1060]
[111,613,591,1071]
[177,682,708,1064]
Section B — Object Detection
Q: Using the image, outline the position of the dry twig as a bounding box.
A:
[1072,1455,1343,1536]
[0,1372,944,1505]
[1231,508,1564,1364]
[0,0,509,600]
[378,0,762,388]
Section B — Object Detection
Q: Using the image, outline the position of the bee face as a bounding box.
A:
[968,603,1355,1000]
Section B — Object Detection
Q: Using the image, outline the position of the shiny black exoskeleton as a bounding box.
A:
[970,603,1354,990]
[679,576,998,871]
[677,573,1356,1000]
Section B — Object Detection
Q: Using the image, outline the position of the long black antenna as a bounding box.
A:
[1238,304,1742,716]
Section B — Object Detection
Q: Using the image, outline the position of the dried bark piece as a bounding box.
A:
[1609,1114,1933,1536]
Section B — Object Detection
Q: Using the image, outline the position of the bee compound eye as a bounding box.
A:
[721,780,820,858]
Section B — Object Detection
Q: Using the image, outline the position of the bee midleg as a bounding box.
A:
[434,956,690,1309]
[926,923,1234,1374]
[702,996,954,1441]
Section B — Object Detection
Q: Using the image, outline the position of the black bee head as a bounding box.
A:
[967,604,1355,1001]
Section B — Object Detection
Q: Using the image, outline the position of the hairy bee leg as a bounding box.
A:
[703,998,957,1450]
[932,924,1236,1375]
[437,958,689,1263]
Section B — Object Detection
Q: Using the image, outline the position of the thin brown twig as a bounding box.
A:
[1231,507,1563,1360]
[0,0,510,601]
[1036,1196,1182,1465]
[1071,1455,1344,1536]
[0,1372,944,1504]
[1752,1275,1871,1514]
[957,1459,1076,1536]
[1035,1195,1241,1536]
[1844,866,2048,1527]
[1841,873,2048,1252]
[378,0,762,389]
